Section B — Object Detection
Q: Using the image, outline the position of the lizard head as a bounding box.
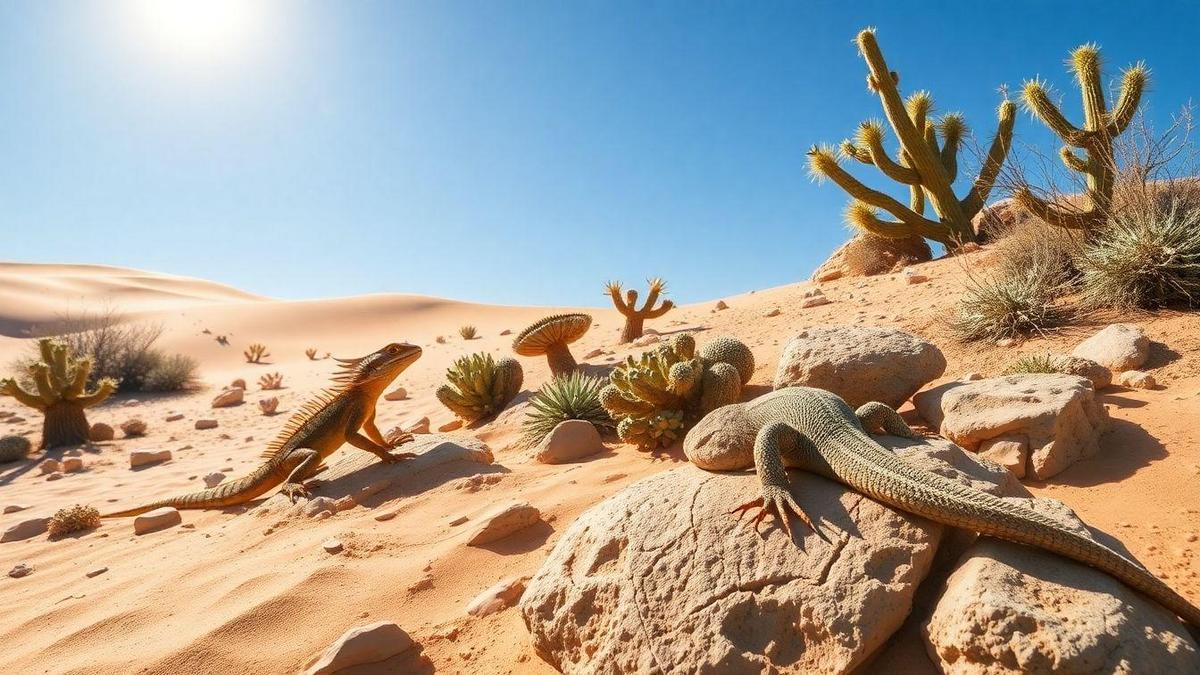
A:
[332,342,422,386]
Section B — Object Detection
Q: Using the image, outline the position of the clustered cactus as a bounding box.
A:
[1014,44,1147,230]
[809,29,1015,246]
[521,372,613,446]
[436,353,524,423]
[600,334,754,450]
[607,278,674,343]
[0,339,117,449]
[47,504,101,538]
[244,343,269,363]
[259,372,284,390]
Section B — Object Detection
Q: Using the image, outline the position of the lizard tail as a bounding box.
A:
[101,463,283,518]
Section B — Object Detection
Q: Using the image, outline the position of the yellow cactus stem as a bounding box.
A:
[0,339,116,449]
[811,28,1016,247]
[607,278,674,344]
[1015,44,1148,230]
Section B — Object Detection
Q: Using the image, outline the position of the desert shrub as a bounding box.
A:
[1003,353,1066,376]
[259,372,284,390]
[951,261,1074,343]
[1075,197,1200,309]
[305,348,319,360]
[521,372,612,446]
[244,343,270,363]
[459,325,478,340]
[0,435,32,463]
[47,504,101,537]
[141,353,199,392]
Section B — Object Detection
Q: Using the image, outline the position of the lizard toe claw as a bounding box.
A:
[388,433,414,448]
[281,484,311,503]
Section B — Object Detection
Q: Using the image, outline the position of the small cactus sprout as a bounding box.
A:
[47,504,101,538]
[521,372,613,446]
[599,333,750,450]
[259,372,284,390]
[436,353,523,423]
[259,397,280,415]
[216,335,229,346]
[459,325,479,340]
[120,418,147,438]
[305,348,319,361]
[607,278,675,344]
[0,339,117,449]
[0,435,32,463]
[512,313,592,376]
[244,343,270,364]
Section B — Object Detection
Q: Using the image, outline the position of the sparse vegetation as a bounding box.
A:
[1,339,117,449]
[305,348,319,360]
[259,372,284,390]
[142,354,199,392]
[459,325,478,340]
[0,435,32,463]
[950,262,1074,343]
[607,278,674,343]
[1003,353,1066,376]
[47,504,101,538]
[244,343,270,364]
[436,353,523,422]
[521,372,613,446]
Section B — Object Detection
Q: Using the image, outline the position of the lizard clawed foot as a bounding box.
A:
[280,483,311,503]
[388,432,414,448]
[731,485,826,542]
[377,451,417,464]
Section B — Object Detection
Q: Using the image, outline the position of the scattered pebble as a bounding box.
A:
[323,538,344,554]
[134,507,182,535]
[195,419,219,430]
[130,449,172,468]
[763,308,781,317]
[86,567,108,578]
[466,577,527,617]
[8,563,33,578]
[383,387,408,401]
[165,414,185,422]
[439,419,463,433]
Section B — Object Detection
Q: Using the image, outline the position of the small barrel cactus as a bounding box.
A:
[0,339,117,449]
[436,353,524,423]
[0,435,32,463]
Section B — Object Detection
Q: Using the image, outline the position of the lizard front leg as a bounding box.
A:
[347,431,416,463]
[855,401,918,439]
[732,422,826,541]
[364,407,414,449]
[280,449,322,502]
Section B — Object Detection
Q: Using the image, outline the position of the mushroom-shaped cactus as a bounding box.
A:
[607,278,674,344]
[512,313,592,376]
[0,339,117,449]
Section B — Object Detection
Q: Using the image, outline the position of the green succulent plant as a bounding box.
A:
[520,372,613,447]
[436,352,523,423]
[1,339,117,449]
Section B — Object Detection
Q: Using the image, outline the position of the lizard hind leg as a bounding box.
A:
[280,449,323,502]
[855,401,917,439]
[731,421,827,542]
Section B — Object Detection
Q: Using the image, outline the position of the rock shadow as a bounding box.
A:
[1034,418,1166,488]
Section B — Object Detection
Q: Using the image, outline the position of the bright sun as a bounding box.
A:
[127,0,264,63]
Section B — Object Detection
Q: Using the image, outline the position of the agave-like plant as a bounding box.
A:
[521,372,613,446]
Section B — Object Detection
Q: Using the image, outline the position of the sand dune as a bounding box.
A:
[1,256,1198,673]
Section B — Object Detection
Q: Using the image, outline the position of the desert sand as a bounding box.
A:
[0,254,1198,673]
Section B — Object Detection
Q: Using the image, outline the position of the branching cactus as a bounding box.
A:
[244,343,269,363]
[606,278,675,343]
[1015,44,1148,230]
[259,372,284,390]
[600,333,750,450]
[436,353,524,423]
[305,348,319,361]
[809,28,1015,247]
[0,339,117,449]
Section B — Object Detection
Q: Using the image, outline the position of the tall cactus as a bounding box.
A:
[1014,44,1148,230]
[0,339,117,449]
[606,278,674,344]
[809,28,1016,247]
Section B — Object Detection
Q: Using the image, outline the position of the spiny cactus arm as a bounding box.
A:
[1060,146,1091,173]
[638,278,673,318]
[0,378,48,410]
[1070,44,1108,132]
[1011,187,1097,230]
[65,358,92,398]
[840,140,873,164]
[809,146,939,233]
[852,120,920,184]
[37,339,55,366]
[605,282,632,314]
[74,378,117,408]
[30,364,60,405]
[1105,64,1148,137]
[846,201,952,244]
[959,100,1017,219]
[48,343,70,390]
[1021,80,1089,147]
[938,114,966,182]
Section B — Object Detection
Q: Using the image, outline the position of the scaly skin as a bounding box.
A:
[683,386,1200,627]
[103,343,422,517]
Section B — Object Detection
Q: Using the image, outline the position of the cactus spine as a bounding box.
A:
[0,339,117,449]
[606,278,674,343]
[809,29,1015,246]
[1015,44,1148,230]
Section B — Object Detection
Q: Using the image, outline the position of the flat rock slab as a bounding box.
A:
[303,621,415,675]
[467,502,542,546]
[925,498,1199,673]
[914,374,1108,480]
[134,507,181,535]
[130,449,172,469]
[521,439,1008,674]
[2,517,49,543]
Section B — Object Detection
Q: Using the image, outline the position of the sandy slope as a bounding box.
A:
[0,255,1197,674]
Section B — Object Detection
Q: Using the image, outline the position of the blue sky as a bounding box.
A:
[1,1,1196,306]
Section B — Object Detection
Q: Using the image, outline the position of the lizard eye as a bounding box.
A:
[387,345,399,355]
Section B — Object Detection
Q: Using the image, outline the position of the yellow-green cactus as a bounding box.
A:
[436,353,523,423]
[809,28,1015,246]
[1015,44,1148,230]
[0,339,117,449]
[607,278,674,343]
[600,333,750,450]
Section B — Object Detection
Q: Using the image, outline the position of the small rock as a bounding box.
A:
[535,420,603,464]
[120,419,147,437]
[89,423,115,442]
[203,472,226,488]
[2,517,50,542]
[714,300,728,311]
[211,388,244,409]
[438,419,463,433]
[8,563,33,578]
[45,472,63,481]
[39,458,62,475]
[62,457,84,473]
[500,329,512,336]
[631,334,660,347]
[375,511,398,522]
[961,372,984,381]
[996,337,1015,347]
[304,497,338,518]
[583,348,604,359]
[467,502,542,546]
[383,387,408,401]
[977,436,1028,479]
[3,505,29,514]
[130,449,172,468]
[194,419,219,430]
[302,622,415,675]
[1118,370,1156,390]
[230,378,247,389]
[334,496,357,512]
[449,515,469,526]
[165,413,185,422]
[801,289,831,308]
[134,507,182,534]
[466,577,527,617]
[322,539,343,554]
[86,567,108,578]
[763,308,781,317]
[1072,324,1150,371]
[905,272,929,284]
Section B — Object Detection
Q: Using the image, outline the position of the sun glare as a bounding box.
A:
[127,0,264,63]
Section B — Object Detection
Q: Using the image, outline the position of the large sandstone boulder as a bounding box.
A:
[925,498,1199,672]
[773,326,946,409]
[1071,324,1150,372]
[913,374,1108,480]
[811,233,932,282]
[970,198,1037,243]
[520,437,1008,674]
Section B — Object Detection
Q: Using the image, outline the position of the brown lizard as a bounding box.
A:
[683,386,1200,627]
[103,342,422,517]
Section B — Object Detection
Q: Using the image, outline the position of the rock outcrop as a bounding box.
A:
[811,233,932,282]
